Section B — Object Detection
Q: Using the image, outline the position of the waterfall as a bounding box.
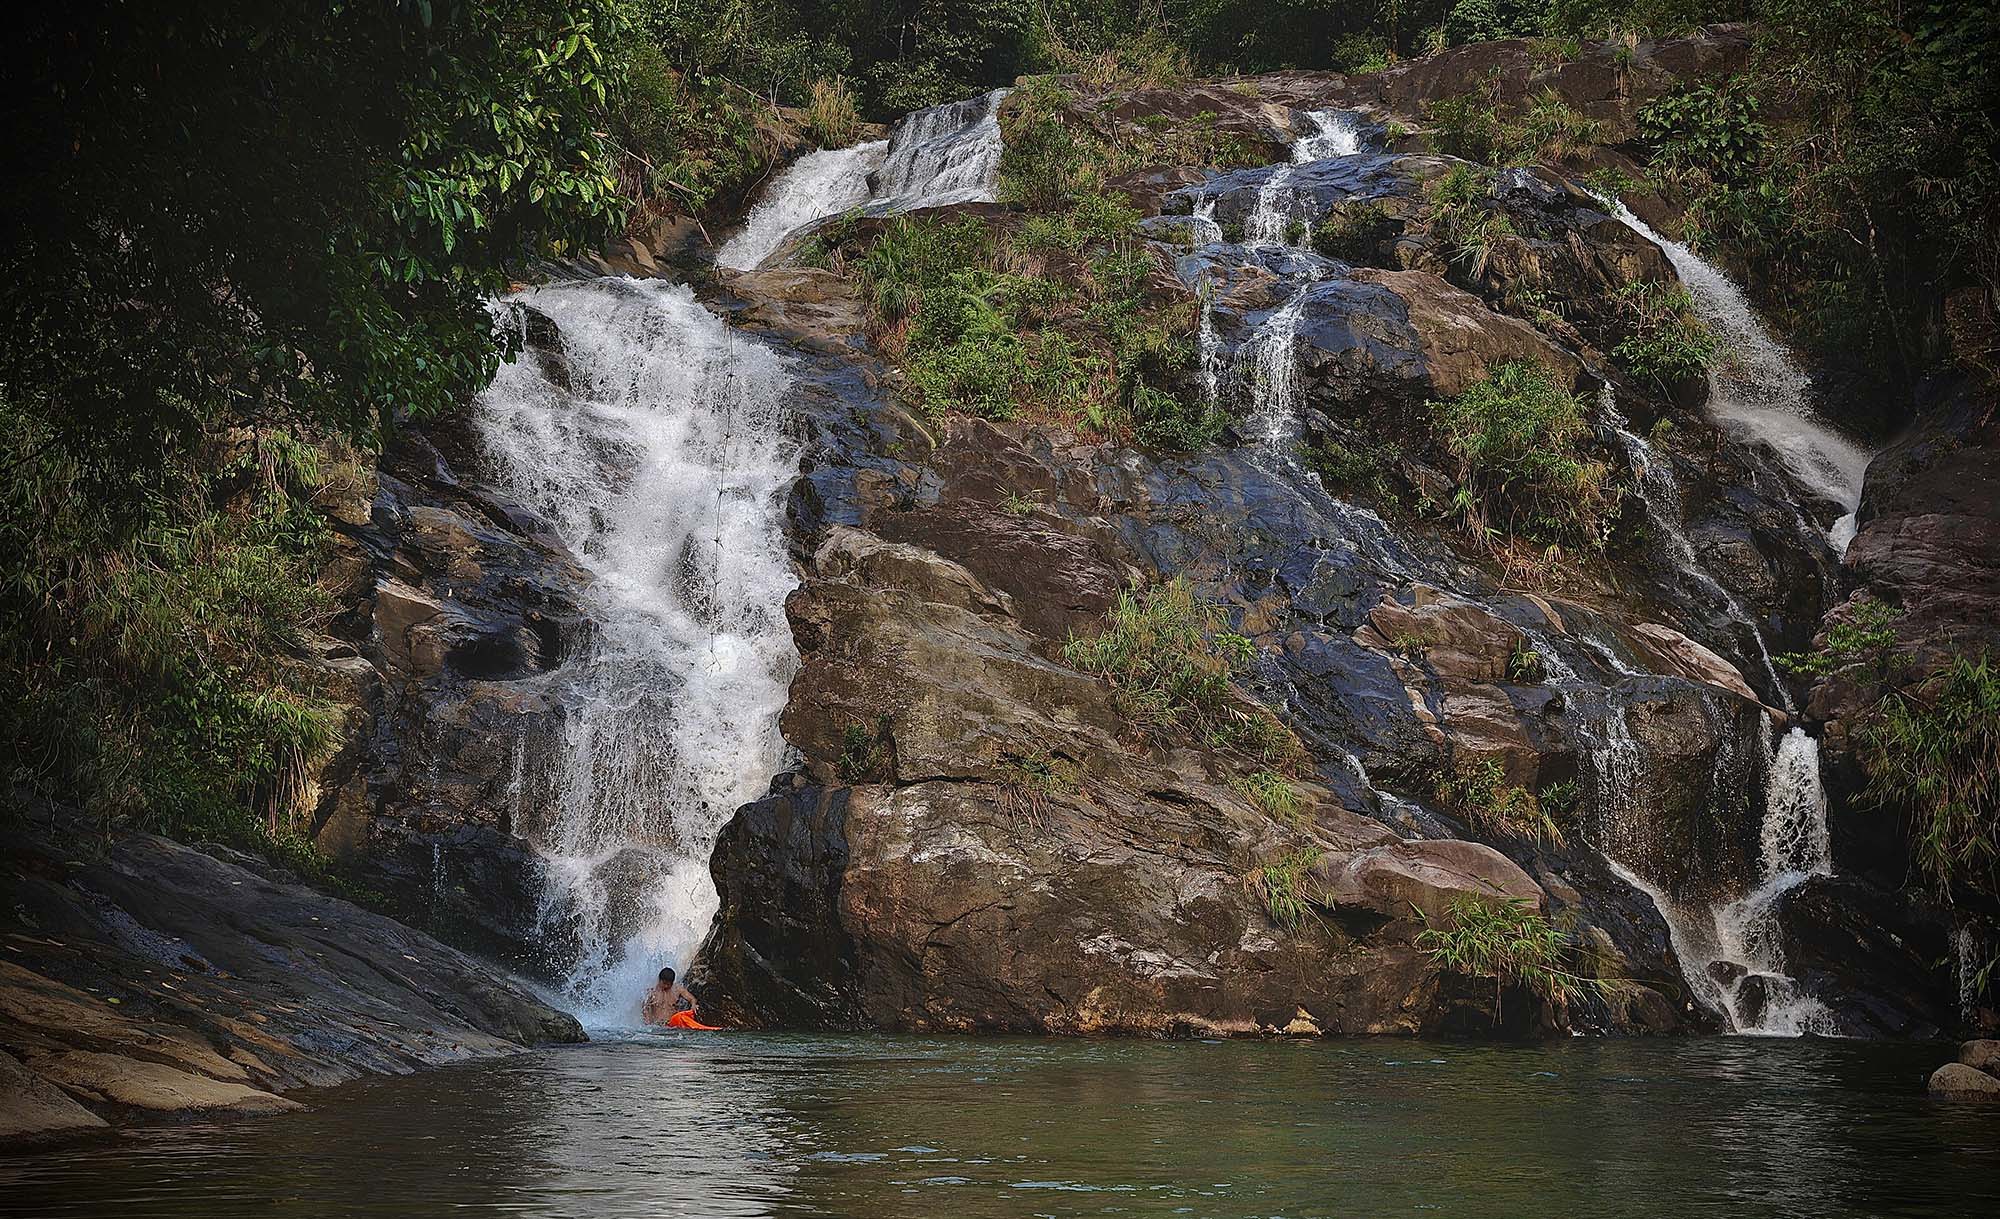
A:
[871,88,1009,209]
[1293,110,1365,162]
[1247,286,1315,444]
[715,88,1010,271]
[475,280,801,1025]
[1599,385,1790,705]
[1243,109,1365,247]
[1610,205,1871,551]
[715,141,888,270]
[1599,721,1837,1035]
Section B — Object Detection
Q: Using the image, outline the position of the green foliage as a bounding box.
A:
[3,3,631,859]
[1778,596,1902,678]
[1255,846,1325,931]
[1435,756,1566,846]
[6,2,629,504]
[1312,204,1402,265]
[1537,778,1581,820]
[998,78,1100,212]
[1513,88,1605,163]
[1425,361,1612,546]
[1445,0,1554,44]
[1417,895,1601,1023]
[855,213,1210,446]
[1637,82,1765,186]
[2,416,346,852]
[1423,94,1506,164]
[1232,768,1306,827]
[1303,433,1401,501]
[1858,652,2000,905]
[616,38,786,215]
[1424,165,1515,278]
[1065,578,1299,762]
[1507,642,1548,683]
[1424,88,1601,167]
[1611,280,1721,389]
[837,716,893,781]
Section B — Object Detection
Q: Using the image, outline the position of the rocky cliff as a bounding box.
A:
[294,25,1983,1043]
[0,809,583,1146]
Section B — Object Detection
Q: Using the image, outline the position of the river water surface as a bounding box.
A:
[6,1034,1994,1218]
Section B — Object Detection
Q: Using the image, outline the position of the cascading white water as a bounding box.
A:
[1600,717,1838,1034]
[1293,110,1365,162]
[871,87,1009,209]
[716,140,888,270]
[1611,205,1871,551]
[1247,287,1315,444]
[475,280,801,1026]
[716,89,1011,271]
[1589,377,1839,1032]
[1243,110,1364,247]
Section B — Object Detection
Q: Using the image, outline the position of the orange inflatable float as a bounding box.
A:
[666,1010,722,1030]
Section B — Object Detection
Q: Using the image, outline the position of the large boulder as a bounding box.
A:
[1929,1062,2000,1101]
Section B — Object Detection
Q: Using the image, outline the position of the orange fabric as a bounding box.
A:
[666,1010,721,1030]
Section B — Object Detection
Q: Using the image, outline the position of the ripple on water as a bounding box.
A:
[0,1034,1993,1219]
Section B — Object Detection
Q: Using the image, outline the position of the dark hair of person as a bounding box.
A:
[658,967,675,985]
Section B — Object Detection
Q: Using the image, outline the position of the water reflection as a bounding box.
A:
[4,1034,1994,1218]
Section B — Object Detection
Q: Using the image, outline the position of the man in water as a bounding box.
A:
[641,966,698,1026]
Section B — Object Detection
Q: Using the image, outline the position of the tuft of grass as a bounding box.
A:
[1423,164,1514,278]
[1779,596,1902,679]
[1435,756,1565,848]
[1425,360,1613,549]
[1232,767,1305,827]
[1507,641,1547,684]
[1859,652,2000,905]
[836,716,892,781]
[802,77,860,149]
[1064,578,1300,763]
[1416,895,1604,1024]
[1610,280,1720,391]
[1000,750,1083,824]
[1311,203,1401,265]
[1254,846,1324,931]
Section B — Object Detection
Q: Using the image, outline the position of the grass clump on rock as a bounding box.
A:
[1064,577,1298,764]
[1417,895,1601,1024]
[1254,846,1325,931]
[852,213,1213,448]
[1434,756,1565,848]
[1611,280,1719,392]
[1425,360,1612,548]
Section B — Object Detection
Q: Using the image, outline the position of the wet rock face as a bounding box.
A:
[0,815,582,1146]
[686,288,1804,1036]
[1794,376,2000,1024]
[309,409,594,973]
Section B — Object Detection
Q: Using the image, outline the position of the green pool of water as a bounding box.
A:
[5,1034,1993,1217]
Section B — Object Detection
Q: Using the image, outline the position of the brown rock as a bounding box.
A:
[1960,1039,2000,1076]
[0,1049,105,1143]
[1929,1062,2000,1100]
[1314,839,1545,923]
[30,1051,301,1116]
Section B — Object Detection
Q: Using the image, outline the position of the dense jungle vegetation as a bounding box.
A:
[1,1,1993,921]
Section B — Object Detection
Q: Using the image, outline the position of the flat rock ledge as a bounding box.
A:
[1,817,584,1147]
